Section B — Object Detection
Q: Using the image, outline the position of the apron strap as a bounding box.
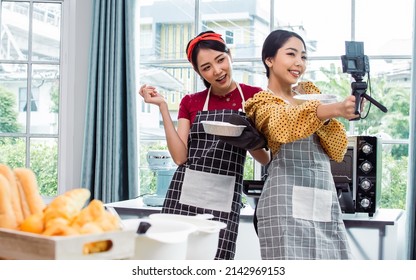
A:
[203,82,246,112]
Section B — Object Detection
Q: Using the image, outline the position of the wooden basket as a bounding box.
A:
[0,228,136,260]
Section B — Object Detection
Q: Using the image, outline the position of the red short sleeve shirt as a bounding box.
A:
[178,83,262,124]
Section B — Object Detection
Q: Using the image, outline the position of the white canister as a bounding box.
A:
[149,213,227,260]
[122,218,196,260]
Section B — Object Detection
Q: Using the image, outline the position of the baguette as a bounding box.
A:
[16,180,31,218]
[44,188,91,223]
[0,164,24,224]
[0,174,18,229]
[14,168,46,217]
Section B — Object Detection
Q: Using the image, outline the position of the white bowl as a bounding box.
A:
[149,213,227,260]
[122,218,196,260]
[293,94,338,105]
[201,120,245,137]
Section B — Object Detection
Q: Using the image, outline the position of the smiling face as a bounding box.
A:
[267,36,307,87]
[196,48,234,95]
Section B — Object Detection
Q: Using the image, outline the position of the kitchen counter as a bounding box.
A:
[105,197,255,221]
[106,199,406,260]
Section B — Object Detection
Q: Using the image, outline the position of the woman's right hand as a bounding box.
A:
[317,95,360,121]
[339,95,361,120]
[138,84,166,106]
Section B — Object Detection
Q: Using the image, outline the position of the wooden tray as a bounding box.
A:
[0,228,136,260]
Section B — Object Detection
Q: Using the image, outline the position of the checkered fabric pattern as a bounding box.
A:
[162,109,248,260]
[256,134,352,260]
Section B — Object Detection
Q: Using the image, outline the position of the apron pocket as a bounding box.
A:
[179,168,235,213]
[292,185,332,222]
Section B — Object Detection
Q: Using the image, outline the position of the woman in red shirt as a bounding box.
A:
[139,31,270,260]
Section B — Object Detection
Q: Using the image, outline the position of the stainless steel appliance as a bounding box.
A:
[243,135,382,217]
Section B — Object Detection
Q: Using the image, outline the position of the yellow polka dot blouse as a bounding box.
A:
[244,83,348,162]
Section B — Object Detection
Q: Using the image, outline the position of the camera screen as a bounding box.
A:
[341,41,369,75]
[345,41,364,57]
[347,60,356,69]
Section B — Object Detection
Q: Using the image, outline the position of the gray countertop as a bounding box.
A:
[105,197,255,221]
[106,198,404,226]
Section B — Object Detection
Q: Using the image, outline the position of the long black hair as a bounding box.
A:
[262,29,306,78]
[186,31,231,88]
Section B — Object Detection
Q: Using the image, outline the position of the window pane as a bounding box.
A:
[31,64,59,134]
[201,0,270,59]
[0,63,27,133]
[348,58,411,138]
[233,61,267,91]
[139,0,195,62]
[0,137,26,166]
[0,1,30,61]
[32,3,61,62]
[380,143,408,209]
[30,137,58,196]
[274,0,351,56]
[355,0,413,55]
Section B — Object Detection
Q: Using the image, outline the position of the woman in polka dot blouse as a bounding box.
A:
[244,29,359,260]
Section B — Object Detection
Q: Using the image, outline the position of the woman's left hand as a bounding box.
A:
[218,115,267,151]
[138,84,166,106]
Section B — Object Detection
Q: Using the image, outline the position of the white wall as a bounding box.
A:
[59,0,93,192]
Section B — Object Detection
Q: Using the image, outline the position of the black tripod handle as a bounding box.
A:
[361,93,388,113]
[351,91,388,121]
[353,92,362,115]
[349,79,387,121]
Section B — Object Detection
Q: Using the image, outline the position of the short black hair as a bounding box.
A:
[262,29,306,78]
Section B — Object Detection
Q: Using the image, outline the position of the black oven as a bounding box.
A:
[243,135,382,217]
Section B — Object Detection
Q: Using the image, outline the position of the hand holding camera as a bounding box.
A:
[341,41,388,120]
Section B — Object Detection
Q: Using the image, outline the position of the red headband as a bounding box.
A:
[186,33,225,63]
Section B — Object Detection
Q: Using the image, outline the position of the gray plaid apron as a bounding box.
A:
[162,85,247,260]
[257,134,352,260]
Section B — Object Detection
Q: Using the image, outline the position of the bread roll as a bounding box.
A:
[19,212,45,234]
[16,180,31,219]
[71,199,105,228]
[42,217,79,236]
[71,199,120,231]
[14,168,46,217]
[0,174,18,229]
[0,164,24,224]
[44,188,91,223]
